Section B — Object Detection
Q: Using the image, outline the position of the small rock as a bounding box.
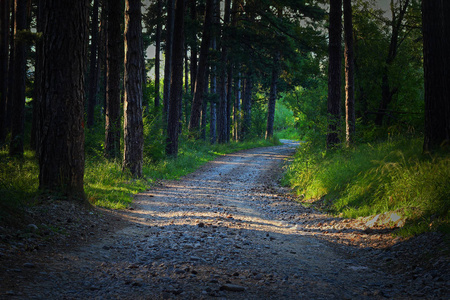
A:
[220,284,246,292]
[23,263,35,268]
[27,224,38,231]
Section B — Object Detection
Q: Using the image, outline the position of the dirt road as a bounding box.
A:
[1,142,448,299]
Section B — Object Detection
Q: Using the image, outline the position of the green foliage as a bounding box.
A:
[284,137,450,236]
[0,151,39,223]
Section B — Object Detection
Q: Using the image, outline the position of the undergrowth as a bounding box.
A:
[283,137,450,236]
[1,135,277,216]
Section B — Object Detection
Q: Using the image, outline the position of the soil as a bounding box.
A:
[0,141,449,299]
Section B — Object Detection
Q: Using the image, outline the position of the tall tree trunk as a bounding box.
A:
[226,60,232,142]
[422,0,450,153]
[9,0,28,157]
[233,71,241,141]
[163,0,174,124]
[39,0,89,203]
[31,0,43,152]
[123,0,144,176]
[105,0,122,159]
[0,0,10,144]
[200,66,209,140]
[217,0,231,144]
[189,0,197,95]
[209,42,216,145]
[166,0,184,157]
[154,0,161,108]
[87,0,100,128]
[188,0,213,135]
[6,0,14,134]
[326,0,342,149]
[344,0,355,146]
[265,52,280,140]
[241,68,252,141]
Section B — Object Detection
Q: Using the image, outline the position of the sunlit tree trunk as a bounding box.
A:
[344,0,355,146]
[39,0,89,203]
[123,0,144,176]
[326,0,342,148]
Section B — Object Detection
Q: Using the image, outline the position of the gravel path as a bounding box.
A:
[1,142,448,299]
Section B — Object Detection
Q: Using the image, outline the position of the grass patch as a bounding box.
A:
[1,137,277,215]
[283,137,450,236]
[0,151,40,223]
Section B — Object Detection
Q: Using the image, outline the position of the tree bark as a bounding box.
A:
[166,0,185,157]
[105,0,123,159]
[123,0,144,176]
[344,0,355,146]
[31,0,43,153]
[188,0,213,135]
[326,0,342,148]
[189,0,197,95]
[265,52,280,140]
[233,71,241,141]
[9,0,28,157]
[163,0,174,124]
[39,0,89,203]
[217,0,231,144]
[241,68,252,141]
[154,0,161,108]
[6,0,14,134]
[0,0,10,144]
[87,0,100,128]
[422,0,450,152]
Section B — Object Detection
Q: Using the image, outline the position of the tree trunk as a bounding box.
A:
[344,0,355,146]
[241,68,252,141]
[326,0,342,149]
[154,0,161,108]
[6,0,14,134]
[163,0,174,124]
[265,52,280,140]
[422,0,450,153]
[39,0,89,203]
[233,71,241,141]
[87,0,100,128]
[31,0,43,153]
[217,0,231,144]
[188,0,213,135]
[166,0,185,157]
[123,0,144,176]
[189,0,197,95]
[0,0,10,144]
[105,0,123,159]
[9,0,28,157]
[200,66,209,140]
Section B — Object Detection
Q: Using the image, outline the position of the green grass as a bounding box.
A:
[1,137,277,215]
[283,137,450,236]
[0,151,40,223]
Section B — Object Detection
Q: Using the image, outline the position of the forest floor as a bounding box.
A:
[0,141,449,299]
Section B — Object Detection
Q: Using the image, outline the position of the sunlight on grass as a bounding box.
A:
[284,138,450,236]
